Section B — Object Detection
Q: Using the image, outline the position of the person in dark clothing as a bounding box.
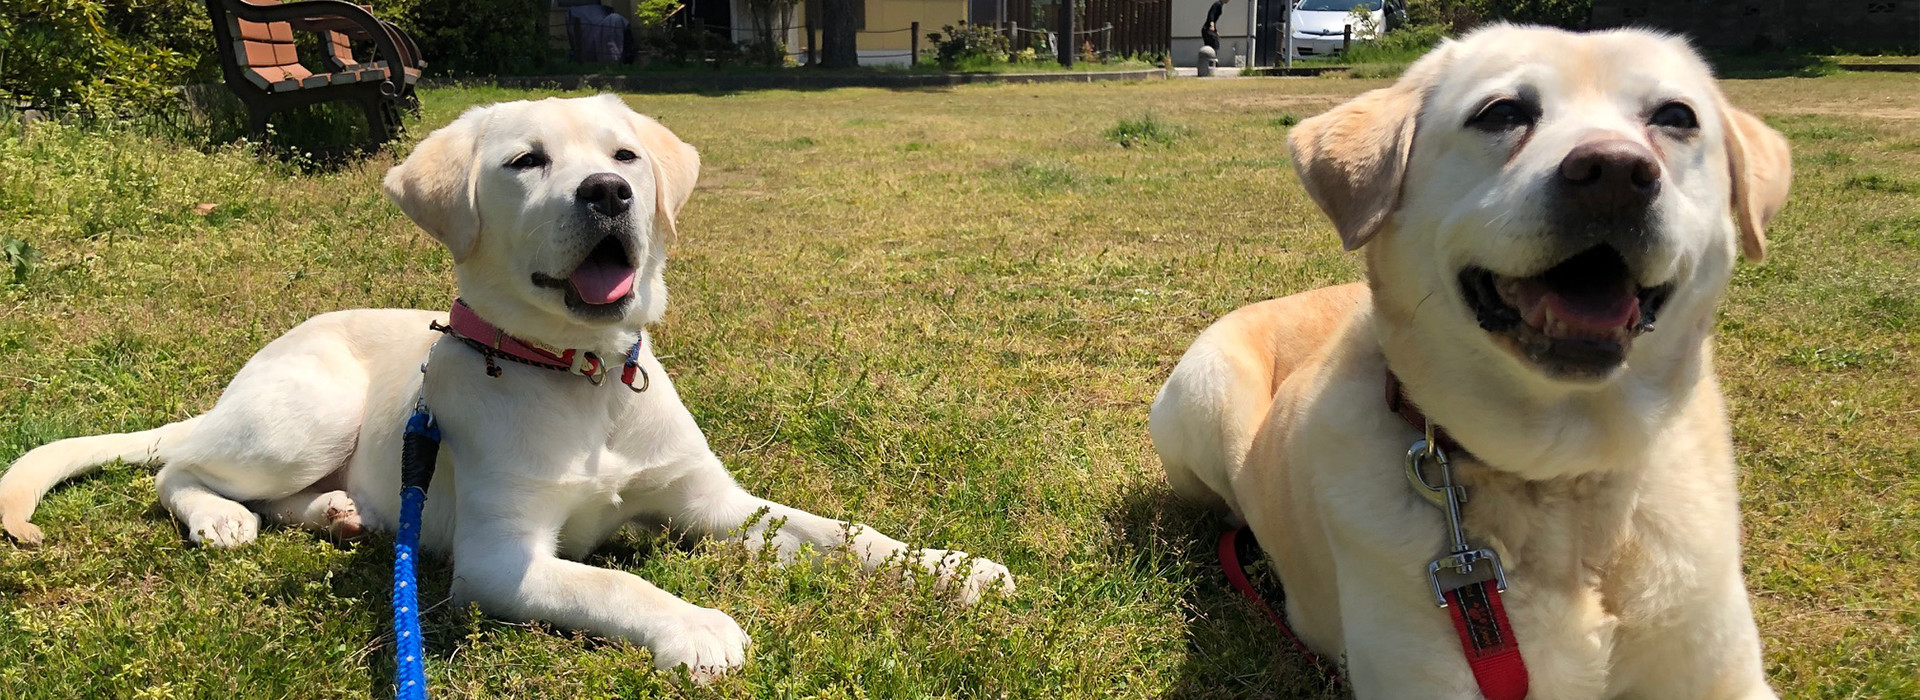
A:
[1202,0,1229,52]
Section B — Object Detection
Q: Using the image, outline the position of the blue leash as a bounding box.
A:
[395,400,440,700]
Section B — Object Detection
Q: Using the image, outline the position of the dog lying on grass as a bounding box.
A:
[1,94,1012,680]
[1152,26,1790,698]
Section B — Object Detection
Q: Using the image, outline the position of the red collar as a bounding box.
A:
[435,299,649,391]
[1385,370,1465,457]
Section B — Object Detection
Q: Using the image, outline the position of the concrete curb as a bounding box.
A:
[1838,63,1920,72]
[1243,66,1351,77]
[422,68,1167,92]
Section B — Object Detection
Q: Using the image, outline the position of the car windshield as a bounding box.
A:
[1296,0,1379,11]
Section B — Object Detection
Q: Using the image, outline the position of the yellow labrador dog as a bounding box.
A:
[1150,26,1789,698]
[0,94,1011,679]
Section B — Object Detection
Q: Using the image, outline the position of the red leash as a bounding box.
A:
[1217,527,1340,683]
[1217,371,1529,700]
[1443,580,1529,700]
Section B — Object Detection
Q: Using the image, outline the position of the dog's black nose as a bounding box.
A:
[577,173,632,217]
[1558,139,1661,210]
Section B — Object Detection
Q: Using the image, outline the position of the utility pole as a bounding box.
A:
[1058,0,1075,66]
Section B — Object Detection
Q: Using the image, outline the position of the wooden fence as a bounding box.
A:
[1000,0,1168,59]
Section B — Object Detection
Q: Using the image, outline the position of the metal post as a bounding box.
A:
[1243,0,1254,68]
[1248,0,1258,68]
[910,21,920,66]
[1282,0,1293,68]
[1058,0,1074,66]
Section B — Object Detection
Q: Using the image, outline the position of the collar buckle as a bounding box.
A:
[1407,433,1509,607]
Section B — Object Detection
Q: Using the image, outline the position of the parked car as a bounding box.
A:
[1289,0,1384,57]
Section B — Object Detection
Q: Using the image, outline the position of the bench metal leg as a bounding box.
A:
[360,97,392,150]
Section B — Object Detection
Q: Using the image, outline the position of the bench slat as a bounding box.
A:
[238,40,297,69]
[232,18,296,43]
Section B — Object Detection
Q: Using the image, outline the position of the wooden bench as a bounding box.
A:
[204,0,425,147]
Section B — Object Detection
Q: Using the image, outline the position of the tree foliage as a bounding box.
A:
[376,0,552,76]
[0,0,208,112]
[1403,0,1592,31]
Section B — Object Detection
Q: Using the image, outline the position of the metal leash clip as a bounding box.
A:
[1405,429,1508,608]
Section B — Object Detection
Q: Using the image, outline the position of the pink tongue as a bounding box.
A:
[569,259,636,305]
[1544,284,1638,334]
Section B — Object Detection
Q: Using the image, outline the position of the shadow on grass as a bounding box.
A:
[1704,51,1843,79]
[303,532,463,695]
[141,86,418,171]
[1105,484,1344,699]
[307,525,682,694]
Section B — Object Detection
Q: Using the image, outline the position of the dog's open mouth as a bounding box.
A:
[532,235,638,315]
[569,235,638,305]
[1458,245,1673,379]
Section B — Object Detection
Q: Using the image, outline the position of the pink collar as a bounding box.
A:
[435,299,648,391]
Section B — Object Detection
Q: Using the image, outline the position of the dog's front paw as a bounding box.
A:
[647,605,750,683]
[313,490,365,540]
[912,548,1016,605]
[186,504,260,548]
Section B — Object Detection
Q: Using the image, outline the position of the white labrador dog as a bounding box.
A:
[0,94,1011,679]
[1151,26,1790,698]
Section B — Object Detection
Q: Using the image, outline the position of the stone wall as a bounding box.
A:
[1590,0,1919,52]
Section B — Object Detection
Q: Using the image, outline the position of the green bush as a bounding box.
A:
[101,0,219,81]
[1340,21,1448,65]
[0,0,204,112]
[1404,0,1591,31]
[377,0,552,76]
[925,21,1010,71]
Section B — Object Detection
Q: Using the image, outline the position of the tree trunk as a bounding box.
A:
[822,0,858,68]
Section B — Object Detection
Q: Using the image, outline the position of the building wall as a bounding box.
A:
[793,0,969,53]
[1591,0,1920,52]
[1170,0,1254,66]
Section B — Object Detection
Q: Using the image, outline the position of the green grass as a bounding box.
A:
[2,74,1918,697]
[1103,113,1187,148]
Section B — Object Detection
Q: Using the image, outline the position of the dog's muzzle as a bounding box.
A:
[1459,245,1674,380]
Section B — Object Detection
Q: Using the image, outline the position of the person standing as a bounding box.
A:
[1202,0,1230,54]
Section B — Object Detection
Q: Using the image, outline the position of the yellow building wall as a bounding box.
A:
[799,0,969,52]
[865,0,967,50]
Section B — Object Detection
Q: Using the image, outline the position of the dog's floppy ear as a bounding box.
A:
[617,101,699,241]
[1288,67,1434,250]
[1720,103,1791,262]
[383,106,490,261]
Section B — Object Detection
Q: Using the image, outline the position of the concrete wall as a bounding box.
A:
[1591,0,1920,52]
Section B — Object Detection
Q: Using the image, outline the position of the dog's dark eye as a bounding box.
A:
[1467,98,1535,132]
[1649,102,1699,130]
[507,152,549,170]
[613,149,639,163]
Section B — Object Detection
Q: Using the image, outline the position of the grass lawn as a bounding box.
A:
[1,73,1916,698]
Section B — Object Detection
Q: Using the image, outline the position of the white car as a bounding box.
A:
[1289,0,1384,58]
